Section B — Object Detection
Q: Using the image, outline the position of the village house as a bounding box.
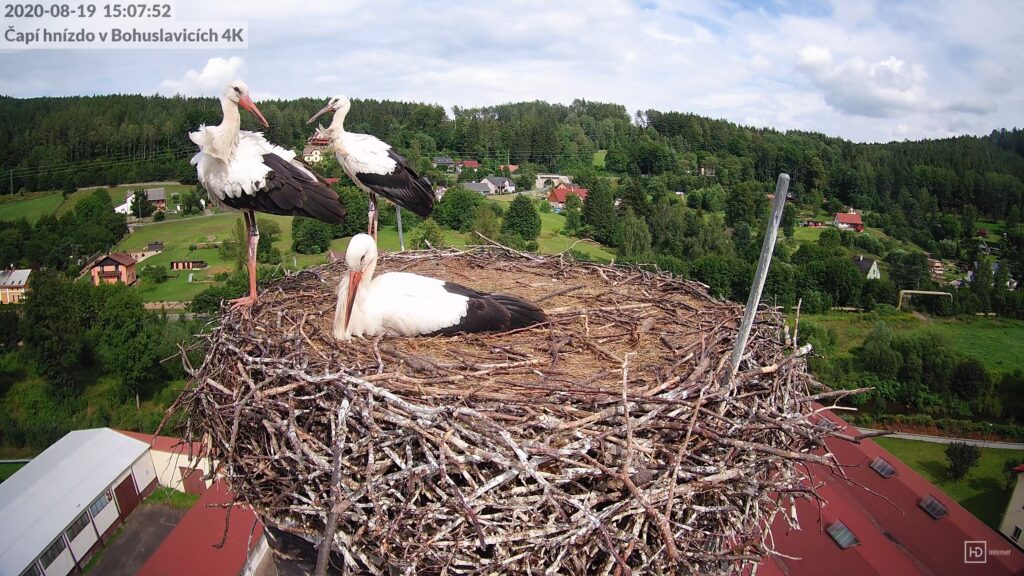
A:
[463,182,493,195]
[302,145,324,164]
[547,184,589,210]
[1000,463,1024,551]
[456,159,480,173]
[114,188,167,215]
[89,253,137,286]
[146,241,164,252]
[483,176,516,194]
[432,156,455,172]
[0,267,31,304]
[851,255,880,280]
[833,210,864,232]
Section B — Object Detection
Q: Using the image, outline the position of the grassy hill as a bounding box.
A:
[0,192,64,223]
[804,311,1024,376]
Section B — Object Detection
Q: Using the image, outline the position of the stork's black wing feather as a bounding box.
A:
[220,154,346,224]
[354,149,435,218]
[430,282,548,335]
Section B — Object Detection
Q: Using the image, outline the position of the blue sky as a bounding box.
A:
[1,0,1021,143]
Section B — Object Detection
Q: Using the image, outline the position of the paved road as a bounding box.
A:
[88,504,186,576]
[857,427,1024,450]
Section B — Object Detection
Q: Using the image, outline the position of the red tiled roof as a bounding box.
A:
[499,164,519,173]
[115,429,204,456]
[136,481,264,576]
[547,185,589,204]
[96,253,136,267]
[459,159,480,168]
[759,408,1024,575]
[834,212,863,225]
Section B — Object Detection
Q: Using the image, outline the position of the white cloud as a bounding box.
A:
[157,57,245,97]
[796,47,931,117]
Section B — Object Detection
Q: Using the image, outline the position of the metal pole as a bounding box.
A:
[396,205,405,251]
[724,173,790,385]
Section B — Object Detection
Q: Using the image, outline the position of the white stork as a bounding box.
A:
[334,234,548,340]
[307,96,434,240]
[190,81,346,307]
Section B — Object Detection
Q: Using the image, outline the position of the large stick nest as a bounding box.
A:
[174,246,849,575]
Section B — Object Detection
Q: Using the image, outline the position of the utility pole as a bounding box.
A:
[396,206,405,251]
[724,173,790,386]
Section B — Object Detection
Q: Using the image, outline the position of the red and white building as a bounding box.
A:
[833,211,865,232]
[547,184,589,210]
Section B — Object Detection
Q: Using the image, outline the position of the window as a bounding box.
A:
[869,457,896,478]
[88,490,112,517]
[827,520,860,549]
[919,495,948,519]
[66,511,91,541]
[19,563,42,576]
[1013,526,1022,542]
[39,537,66,567]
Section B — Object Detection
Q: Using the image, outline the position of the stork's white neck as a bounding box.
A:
[328,105,349,135]
[208,97,241,161]
[333,257,378,340]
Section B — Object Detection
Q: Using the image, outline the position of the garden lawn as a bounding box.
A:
[792,226,824,243]
[0,462,26,482]
[874,436,1023,529]
[0,192,64,223]
[805,311,1024,376]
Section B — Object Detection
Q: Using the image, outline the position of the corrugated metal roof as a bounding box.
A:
[0,269,31,288]
[0,428,149,573]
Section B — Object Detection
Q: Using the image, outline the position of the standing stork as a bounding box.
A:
[190,81,346,307]
[334,234,548,340]
[307,96,434,240]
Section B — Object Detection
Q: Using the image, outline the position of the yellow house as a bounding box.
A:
[0,268,30,304]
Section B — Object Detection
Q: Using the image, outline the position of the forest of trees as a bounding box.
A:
[3,94,1024,445]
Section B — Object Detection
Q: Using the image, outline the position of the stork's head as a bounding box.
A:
[223,80,269,128]
[334,233,378,339]
[306,95,352,127]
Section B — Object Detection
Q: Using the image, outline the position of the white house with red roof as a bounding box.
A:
[547,184,589,210]
[833,210,865,232]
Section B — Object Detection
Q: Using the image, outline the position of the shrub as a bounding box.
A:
[945,442,981,480]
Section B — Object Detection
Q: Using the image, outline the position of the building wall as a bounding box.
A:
[868,264,880,280]
[92,490,119,536]
[41,545,73,576]
[131,453,157,494]
[149,448,213,491]
[68,520,98,565]
[1001,475,1024,550]
[0,287,25,304]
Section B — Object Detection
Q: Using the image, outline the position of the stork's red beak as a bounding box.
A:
[343,270,363,332]
[239,95,269,128]
[306,102,333,125]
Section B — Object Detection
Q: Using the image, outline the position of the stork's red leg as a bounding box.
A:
[229,211,259,309]
[367,193,378,242]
